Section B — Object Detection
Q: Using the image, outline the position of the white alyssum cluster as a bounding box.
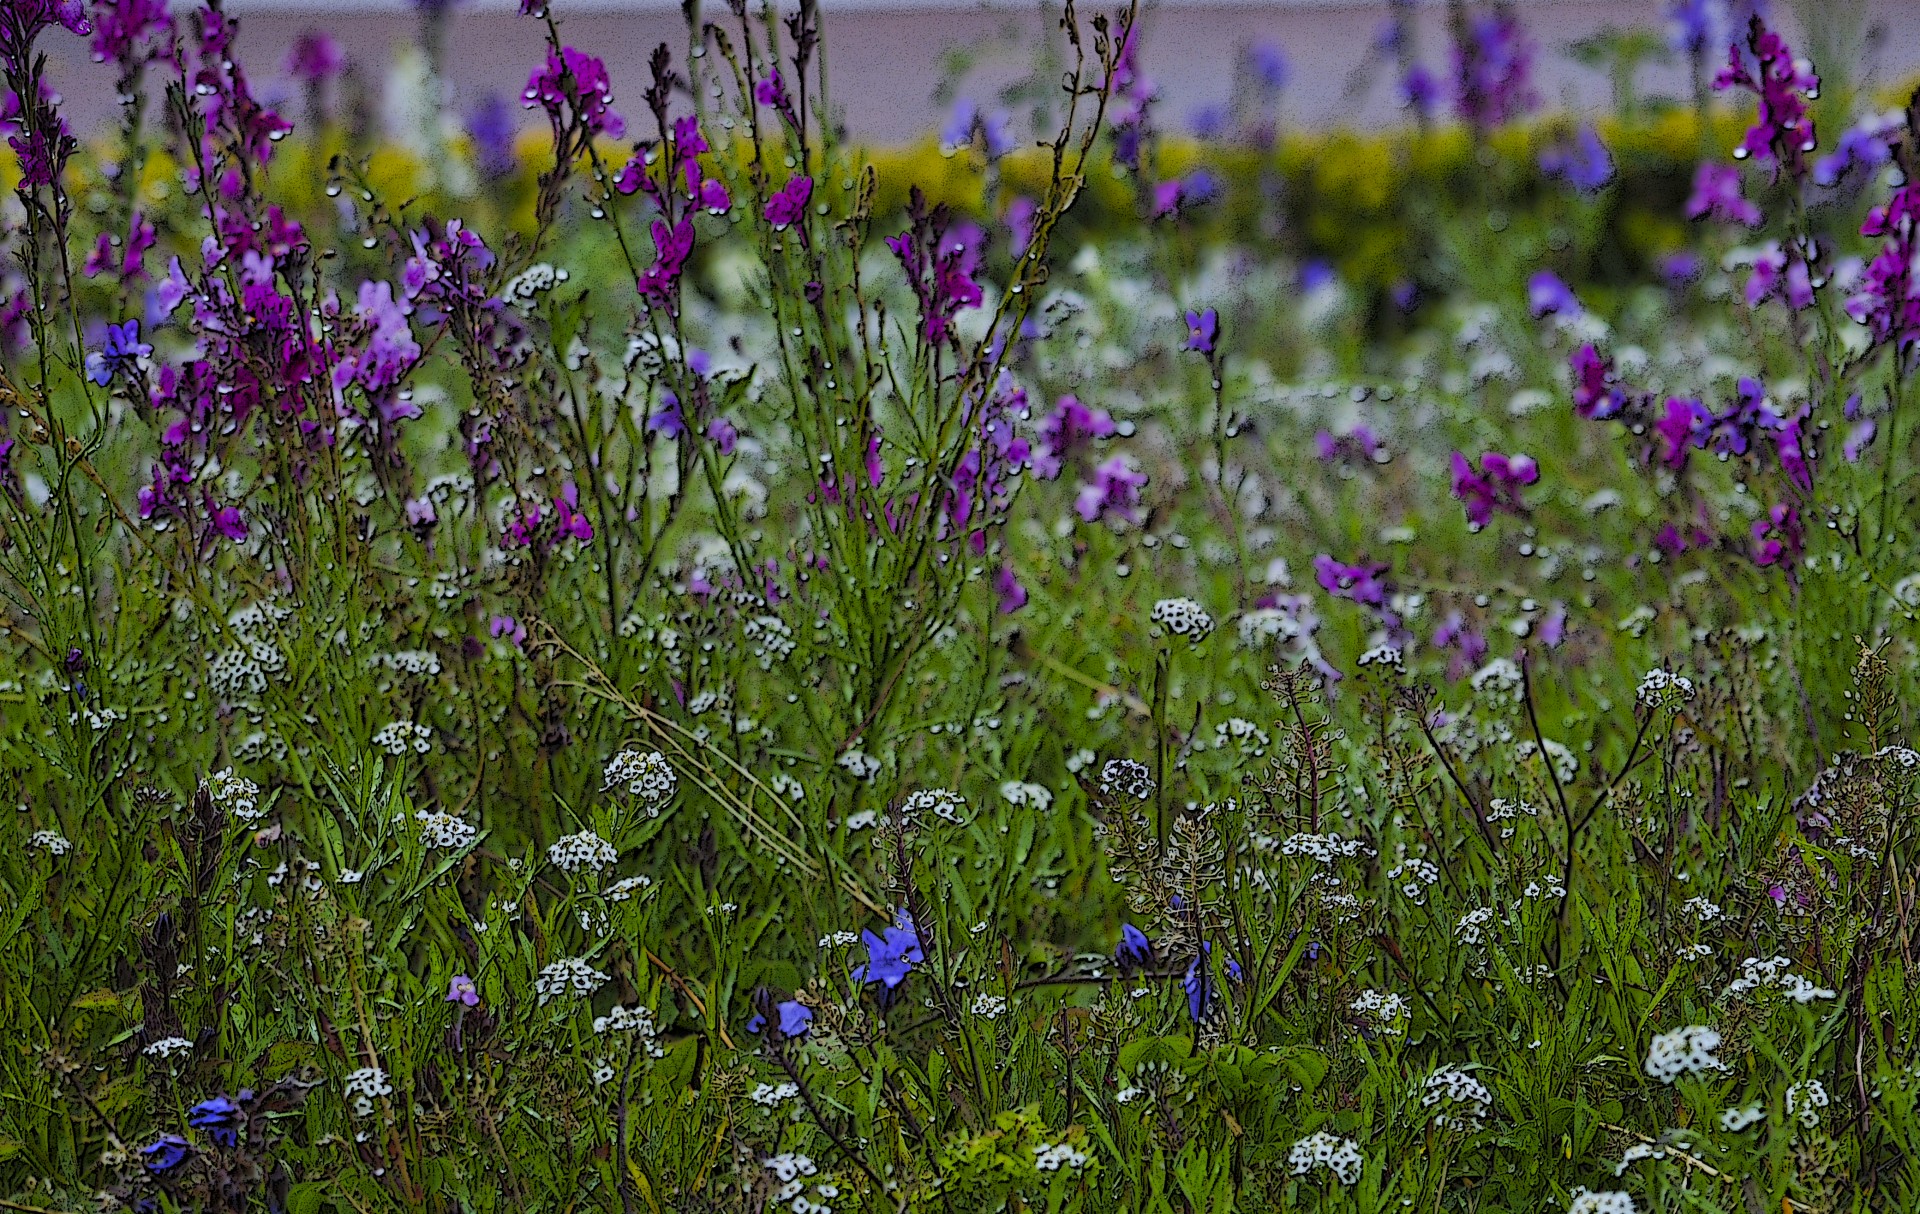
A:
[1613,1142,1666,1174]
[535,957,610,1004]
[751,1082,799,1107]
[1726,954,1835,1003]
[1720,1103,1765,1132]
[500,262,570,312]
[591,1005,664,1058]
[1386,858,1439,902]
[1787,1079,1829,1128]
[901,788,967,825]
[1486,798,1538,839]
[372,720,433,756]
[1213,717,1270,755]
[1286,1131,1363,1186]
[1422,1067,1492,1128]
[763,1153,818,1183]
[1636,668,1696,706]
[27,829,72,855]
[143,1036,193,1058]
[1644,1025,1725,1083]
[743,614,796,666]
[1236,607,1302,649]
[970,994,1007,1019]
[604,750,677,810]
[1280,833,1375,863]
[1469,658,1523,701]
[1100,759,1156,802]
[1033,1142,1088,1171]
[1455,906,1498,944]
[999,781,1053,810]
[1150,597,1214,640]
[1568,1188,1637,1214]
[1515,737,1579,783]
[415,809,477,851]
[344,1066,392,1117]
[208,767,264,822]
[606,875,653,902]
[837,750,881,781]
[1356,644,1403,669]
[548,830,619,873]
[1680,895,1723,923]
[369,649,442,677]
[1349,989,1407,1034]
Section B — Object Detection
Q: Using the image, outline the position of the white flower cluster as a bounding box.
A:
[1613,1142,1665,1175]
[1236,607,1301,649]
[370,649,442,677]
[764,1153,818,1183]
[743,614,796,666]
[591,1005,663,1058]
[535,957,610,1004]
[1212,717,1271,756]
[373,720,433,756]
[1286,1131,1363,1186]
[1455,906,1497,945]
[548,830,618,873]
[344,1066,392,1117]
[500,262,570,312]
[1033,1142,1088,1171]
[971,994,1007,1019]
[143,1036,193,1058]
[1469,658,1523,700]
[999,781,1053,810]
[1486,798,1538,840]
[1726,955,1835,1003]
[1150,597,1214,640]
[606,875,653,902]
[1636,668,1695,707]
[1422,1067,1492,1128]
[1680,895,1723,923]
[1356,644,1402,669]
[1280,833,1375,863]
[837,750,881,782]
[604,750,677,809]
[901,788,967,825]
[27,829,72,856]
[751,1082,799,1107]
[208,767,264,822]
[1349,989,1407,1034]
[1787,1079,1829,1128]
[1720,1103,1764,1132]
[1099,759,1155,802]
[1568,1188,1637,1214]
[1386,858,1438,901]
[1644,1025,1725,1083]
[415,809,477,851]
[1515,737,1579,783]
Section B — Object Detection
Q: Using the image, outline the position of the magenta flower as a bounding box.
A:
[522,45,623,140]
[553,482,593,543]
[1312,554,1389,609]
[1774,415,1811,492]
[1653,396,1710,469]
[1449,450,1537,529]
[1846,184,1920,352]
[1074,454,1147,525]
[1183,308,1218,353]
[1751,501,1802,569]
[705,416,737,456]
[636,218,694,309]
[763,175,812,230]
[284,28,344,82]
[1684,162,1762,227]
[1452,7,1536,132]
[1570,344,1623,420]
[1713,15,1818,171]
[1031,394,1115,480]
[994,563,1027,614]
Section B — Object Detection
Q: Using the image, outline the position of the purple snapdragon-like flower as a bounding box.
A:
[1744,241,1813,310]
[1653,396,1711,469]
[1183,308,1218,353]
[285,28,344,81]
[942,98,1015,159]
[1313,553,1390,610]
[1751,501,1802,569]
[447,973,480,1006]
[1812,110,1900,187]
[1666,0,1724,57]
[994,563,1028,614]
[1569,344,1623,420]
[1685,162,1761,226]
[763,175,812,230]
[637,218,694,310]
[1400,63,1440,117]
[885,193,983,346]
[1527,270,1580,319]
[1846,184,1920,351]
[187,1095,241,1147]
[1452,7,1536,133]
[84,210,156,280]
[1184,950,1215,1022]
[466,93,518,178]
[1713,15,1817,173]
[1540,125,1614,192]
[1774,413,1811,492]
[1432,610,1489,680]
[1115,923,1152,970]
[143,1133,189,1173]
[1449,450,1537,529]
[1315,425,1385,465]
[1705,376,1784,456]
[89,0,172,70]
[522,45,623,140]
[1075,454,1147,526]
[86,318,150,385]
[851,909,924,992]
[1031,394,1116,480]
[1246,40,1289,92]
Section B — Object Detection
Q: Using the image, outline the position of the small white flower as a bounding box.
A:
[763,1153,818,1183]
[1349,989,1407,1034]
[970,994,1007,1019]
[901,788,966,825]
[339,868,364,884]
[1636,667,1696,707]
[751,1081,800,1107]
[1644,1025,1725,1083]
[207,767,264,822]
[1098,759,1155,801]
[143,1037,193,1059]
[1286,1131,1363,1186]
[1421,1067,1492,1129]
[603,750,677,810]
[343,1066,393,1118]
[1150,597,1214,641]
[535,957,610,1004]
[1455,906,1497,945]
[1033,1142,1088,1171]
[372,720,433,756]
[1469,657,1523,700]
[1787,1079,1829,1128]
[606,875,653,902]
[1356,644,1402,669]
[1720,1103,1765,1132]
[1681,895,1723,923]
[836,750,881,782]
[27,829,72,856]
[999,780,1053,810]
[548,829,619,873]
[414,808,477,851]
[1568,1188,1637,1214]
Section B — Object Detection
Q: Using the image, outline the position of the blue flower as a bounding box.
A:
[747,999,814,1038]
[142,1133,190,1173]
[1183,950,1215,1023]
[187,1094,241,1147]
[1540,125,1615,193]
[86,318,151,386]
[851,909,924,991]
[1115,923,1152,970]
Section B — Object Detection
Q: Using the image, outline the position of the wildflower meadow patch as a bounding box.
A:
[3,0,1920,1209]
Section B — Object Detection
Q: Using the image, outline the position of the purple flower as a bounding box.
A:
[763,175,812,230]
[1775,414,1811,491]
[1527,270,1580,319]
[1713,15,1818,172]
[1539,601,1567,648]
[754,68,790,113]
[1540,124,1614,192]
[1031,394,1115,480]
[1246,40,1289,92]
[1183,308,1218,353]
[885,199,983,346]
[705,417,737,456]
[637,218,694,309]
[1452,7,1537,132]
[851,909,923,991]
[1666,0,1723,57]
[522,45,623,140]
[284,28,343,82]
[1400,63,1440,117]
[85,318,150,385]
[1744,242,1813,310]
[994,563,1028,614]
[1846,184,1920,351]
[942,98,1015,159]
[488,615,526,648]
[646,393,686,438]
[1449,450,1538,529]
[553,481,593,542]
[1313,554,1389,609]
[447,974,480,1006]
[1653,396,1710,468]
[142,1134,189,1173]
[747,998,813,1037]
[1570,344,1622,420]
[187,1095,241,1148]
[1813,110,1900,187]
[1432,610,1489,680]
[1115,923,1152,970]
[1005,195,1037,258]
[1661,250,1703,285]
[466,93,518,179]
[1751,501,1802,569]
[1184,943,1218,1022]
[1074,454,1147,526]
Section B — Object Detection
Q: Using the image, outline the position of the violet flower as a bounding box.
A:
[1569,344,1623,420]
[1751,501,1802,569]
[85,318,150,385]
[1539,124,1614,192]
[1074,454,1147,525]
[851,909,923,993]
[522,45,623,140]
[447,974,480,1006]
[994,563,1027,614]
[1452,6,1536,133]
[1527,270,1580,319]
[1713,15,1818,173]
[1449,450,1537,529]
[1183,307,1218,353]
[1653,396,1710,469]
[1115,923,1152,970]
[763,175,812,230]
[747,998,813,1038]
[284,28,344,82]
[1313,554,1390,609]
[142,1134,189,1173]
[1846,184,1920,351]
[187,1095,241,1148]
[1031,393,1115,480]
